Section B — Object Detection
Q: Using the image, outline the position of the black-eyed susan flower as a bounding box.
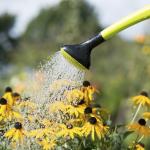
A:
[131,92,150,123]
[2,87,14,106]
[81,81,98,105]
[81,117,109,141]
[0,98,11,121]
[4,122,27,143]
[142,112,150,120]
[0,98,11,114]
[135,143,145,150]
[128,118,150,136]
[132,91,150,107]
[84,107,101,120]
[57,123,82,139]
[0,98,22,121]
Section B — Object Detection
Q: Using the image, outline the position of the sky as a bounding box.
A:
[0,0,149,39]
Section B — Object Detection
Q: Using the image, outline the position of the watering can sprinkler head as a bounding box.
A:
[61,34,105,69]
[61,6,150,70]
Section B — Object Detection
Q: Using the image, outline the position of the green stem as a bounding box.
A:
[131,103,142,124]
[77,138,83,150]
[138,135,144,142]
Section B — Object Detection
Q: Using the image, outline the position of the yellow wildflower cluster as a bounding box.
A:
[0,81,109,150]
[1,81,150,150]
[0,87,36,149]
[0,87,22,122]
[49,80,109,141]
[127,91,150,150]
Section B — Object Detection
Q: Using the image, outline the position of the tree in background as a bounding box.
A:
[0,14,18,66]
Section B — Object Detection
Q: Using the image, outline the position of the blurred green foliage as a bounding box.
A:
[0,13,19,93]
[0,0,150,121]
[0,14,18,66]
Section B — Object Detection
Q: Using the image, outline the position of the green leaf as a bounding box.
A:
[123,131,133,139]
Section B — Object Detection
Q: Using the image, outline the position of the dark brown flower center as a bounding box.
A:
[14,122,22,129]
[78,99,85,105]
[140,91,148,97]
[5,87,12,93]
[84,107,92,114]
[138,118,146,126]
[88,117,97,124]
[66,124,73,129]
[83,81,91,87]
[0,98,7,105]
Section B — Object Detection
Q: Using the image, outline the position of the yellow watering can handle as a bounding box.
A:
[101,5,150,40]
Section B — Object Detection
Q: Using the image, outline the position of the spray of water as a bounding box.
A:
[29,51,85,104]
[10,51,86,149]
[23,51,85,139]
